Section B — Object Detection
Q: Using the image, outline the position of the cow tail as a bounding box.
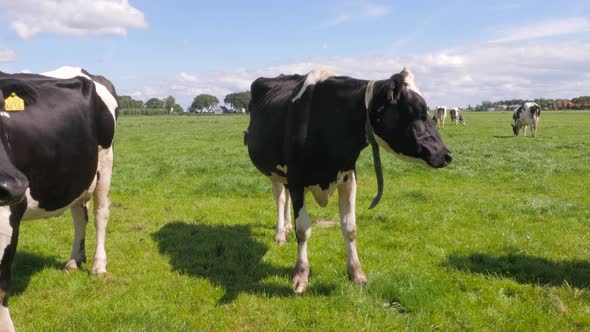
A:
[243,130,249,146]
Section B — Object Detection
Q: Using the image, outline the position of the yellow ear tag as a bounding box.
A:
[5,92,25,112]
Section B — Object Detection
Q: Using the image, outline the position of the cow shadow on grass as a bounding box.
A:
[445,253,590,288]
[152,221,336,303]
[11,251,62,296]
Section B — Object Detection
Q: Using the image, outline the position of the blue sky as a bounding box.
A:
[1,0,590,108]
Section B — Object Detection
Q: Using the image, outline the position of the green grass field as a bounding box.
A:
[10,111,590,331]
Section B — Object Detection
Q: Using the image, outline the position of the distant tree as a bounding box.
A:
[171,103,184,114]
[572,96,590,103]
[145,98,165,110]
[133,100,144,109]
[118,95,134,109]
[164,96,176,112]
[189,94,219,113]
[224,91,251,112]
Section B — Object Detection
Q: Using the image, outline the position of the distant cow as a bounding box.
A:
[245,68,451,293]
[449,107,465,125]
[512,102,541,137]
[0,67,118,330]
[434,106,447,128]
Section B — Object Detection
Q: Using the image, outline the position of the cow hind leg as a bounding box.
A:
[91,147,114,275]
[64,202,89,272]
[272,182,289,245]
[337,172,367,285]
[284,187,292,233]
[291,188,311,293]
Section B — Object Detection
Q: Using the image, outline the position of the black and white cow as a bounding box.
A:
[512,102,541,137]
[433,106,447,128]
[0,66,118,330]
[245,68,451,293]
[449,107,465,125]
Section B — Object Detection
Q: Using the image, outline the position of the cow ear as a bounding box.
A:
[387,89,394,103]
[386,75,404,104]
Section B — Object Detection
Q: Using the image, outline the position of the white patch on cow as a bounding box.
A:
[0,207,13,259]
[0,111,10,119]
[0,305,15,332]
[41,66,117,128]
[365,80,376,110]
[275,164,288,174]
[272,182,291,245]
[267,172,287,184]
[373,135,430,167]
[305,170,353,207]
[293,203,312,293]
[291,69,336,102]
[337,171,366,285]
[402,68,423,98]
[22,173,97,221]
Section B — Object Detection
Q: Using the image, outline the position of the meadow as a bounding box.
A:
[10,111,590,331]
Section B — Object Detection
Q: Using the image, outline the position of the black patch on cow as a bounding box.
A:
[0,77,39,107]
[343,175,349,182]
[0,70,118,211]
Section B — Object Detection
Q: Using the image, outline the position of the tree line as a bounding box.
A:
[118,91,251,115]
[467,96,590,111]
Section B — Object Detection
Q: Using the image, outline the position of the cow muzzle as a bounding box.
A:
[0,172,28,206]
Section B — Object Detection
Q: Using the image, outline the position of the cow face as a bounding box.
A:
[511,123,519,136]
[370,70,451,168]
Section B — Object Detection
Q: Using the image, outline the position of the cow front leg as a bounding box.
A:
[91,147,113,275]
[291,188,311,293]
[65,202,89,272]
[0,203,26,332]
[337,172,367,285]
[272,183,289,245]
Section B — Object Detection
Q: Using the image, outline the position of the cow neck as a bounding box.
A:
[364,80,377,146]
[363,80,384,209]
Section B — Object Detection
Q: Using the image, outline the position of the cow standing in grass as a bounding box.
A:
[512,102,541,137]
[245,68,451,293]
[449,108,465,125]
[0,67,118,330]
[434,106,447,128]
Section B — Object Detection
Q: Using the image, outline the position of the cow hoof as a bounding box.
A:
[352,272,368,286]
[275,232,287,245]
[91,259,107,275]
[64,260,79,273]
[292,261,309,293]
[292,276,308,294]
[348,263,367,286]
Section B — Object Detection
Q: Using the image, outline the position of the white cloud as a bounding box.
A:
[0,48,16,62]
[125,40,590,109]
[0,0,147,39]
[321,1,388,27]
[492,17,590,43]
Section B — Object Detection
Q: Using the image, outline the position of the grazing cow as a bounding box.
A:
[245,68,451,293]
[449,107,465,125]
[434,106,447,128]
[512,102,541,137]
[0,66,118,330]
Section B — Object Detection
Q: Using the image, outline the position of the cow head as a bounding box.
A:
[368,69,452,168]
[511,123,519,137]
[0,90,28,206]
